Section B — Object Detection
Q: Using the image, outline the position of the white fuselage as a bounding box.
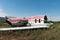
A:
[28,16,45,26]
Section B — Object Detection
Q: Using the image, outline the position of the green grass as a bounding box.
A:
[0,22,60,40]
[0,22,11,28]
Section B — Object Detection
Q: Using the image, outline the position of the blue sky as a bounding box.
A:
[0,0,60,21]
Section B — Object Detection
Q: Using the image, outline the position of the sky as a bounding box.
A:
[0,0,60,21]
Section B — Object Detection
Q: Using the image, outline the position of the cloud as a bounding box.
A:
[48,16,60,21]
[0,9,7,17]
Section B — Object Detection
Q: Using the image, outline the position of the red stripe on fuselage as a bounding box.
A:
[7,18,27,22]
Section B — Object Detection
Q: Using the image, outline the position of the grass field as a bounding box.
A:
[0,22,60,40]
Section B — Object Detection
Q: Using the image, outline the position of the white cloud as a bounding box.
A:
[48,16,60,21]
[0,9,7,17]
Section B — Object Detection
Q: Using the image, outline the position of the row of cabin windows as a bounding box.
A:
[35,19,47,23]
[29,19,47,23]
[35,19,41,23]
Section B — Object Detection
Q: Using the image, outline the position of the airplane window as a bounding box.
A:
[35,19,37,23]
[39,19,40,23]
[35,19,41,23]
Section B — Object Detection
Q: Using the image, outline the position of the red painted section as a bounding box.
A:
[7,18,27,22]
[28,16,44,20]
[7,16,44,22]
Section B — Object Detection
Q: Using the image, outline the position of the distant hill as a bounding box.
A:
[0,17,6,22]
[0,16,16,22]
